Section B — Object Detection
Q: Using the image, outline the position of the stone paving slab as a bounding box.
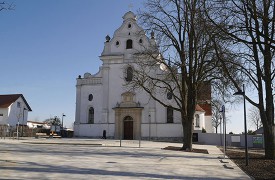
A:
[0,138,251,180]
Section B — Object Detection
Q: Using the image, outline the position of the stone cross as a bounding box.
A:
[128,3,133,11]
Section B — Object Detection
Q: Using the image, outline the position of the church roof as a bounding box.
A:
[195,104,205,112]
[0,94,32,111]
[198,103,212,116]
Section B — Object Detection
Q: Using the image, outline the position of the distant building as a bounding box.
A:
[74,11,213,140]
[0,94,32,127]
[254,126,275,135]
[27,121,50,129]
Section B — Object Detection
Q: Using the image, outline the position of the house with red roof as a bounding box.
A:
[0,94,32,127]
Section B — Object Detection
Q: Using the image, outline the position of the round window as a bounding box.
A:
[116,41,120,46]
[167,92,173,100]
[128,23,132,28]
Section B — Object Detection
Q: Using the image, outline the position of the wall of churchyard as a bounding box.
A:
[197,133,265,148]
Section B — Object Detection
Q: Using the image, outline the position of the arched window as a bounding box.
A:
[88,94,93,101]
[195,114,200,127]
[167,106,173,123]
[88,107,94,124]
[126,39,133,49]
[125,66,133,82]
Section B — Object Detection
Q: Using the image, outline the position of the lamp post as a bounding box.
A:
[149,114,151,141]
[220,115,222,146]
[220,105,226,158]
[61,113,66,137]
[61,113,66,130]
[233,84,249,166]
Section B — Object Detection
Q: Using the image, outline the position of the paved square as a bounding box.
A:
[0,138,251,179]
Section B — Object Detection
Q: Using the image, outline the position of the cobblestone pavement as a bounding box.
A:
[0,138,251,180]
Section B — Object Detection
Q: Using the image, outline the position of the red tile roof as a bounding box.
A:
[0,94,32,111]
[198,103,212,116]
[195,104,205,112]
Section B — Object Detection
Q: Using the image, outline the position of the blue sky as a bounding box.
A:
[0,0,254,133]
[0,0,144,128]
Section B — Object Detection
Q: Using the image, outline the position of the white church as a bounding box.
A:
[74,11,213,141]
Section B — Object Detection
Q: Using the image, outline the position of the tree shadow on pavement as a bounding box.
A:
[0,160,225,180]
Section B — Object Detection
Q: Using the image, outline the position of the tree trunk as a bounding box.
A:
[181,89,196,151]
[263,124,275,159]
[259,97,275,159]
[181,115,193,151]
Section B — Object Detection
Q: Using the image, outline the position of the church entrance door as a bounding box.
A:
[123,116,133,140]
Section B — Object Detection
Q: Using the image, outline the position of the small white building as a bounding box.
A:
[27,121,50,129]
[74,11,213,140]
[0,94,32,127]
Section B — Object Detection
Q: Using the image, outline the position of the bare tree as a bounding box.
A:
[249,106,262,130]
[212,100,222,134]
[0,2,15,11]
[211,99,232,134]
[128,0,219,150]
[43,117,61,126]
[205,0,275,159]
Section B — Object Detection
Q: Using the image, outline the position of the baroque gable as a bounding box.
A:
[101,11,155,58]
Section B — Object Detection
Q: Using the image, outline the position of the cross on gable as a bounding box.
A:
[128,3,133,11]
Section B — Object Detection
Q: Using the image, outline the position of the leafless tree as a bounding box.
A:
[248,106,262,130]
[14,108,22,126]
[128,0,220,150]
[205,0,275,159]
[211,99,231,134]
[43,117,61,126]
[212,100,222,134]
[0,2,15,11]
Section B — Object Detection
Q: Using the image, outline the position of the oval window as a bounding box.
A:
[167,92,173,100]
[88,94,93,101]
[128,23,132,28]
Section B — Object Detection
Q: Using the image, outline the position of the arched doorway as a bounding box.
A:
[123,116,133,140]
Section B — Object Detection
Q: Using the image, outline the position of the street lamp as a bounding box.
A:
[149,114,151,141]
[233,84,249,166]
[220,105,226,158]
[61,113,66,129]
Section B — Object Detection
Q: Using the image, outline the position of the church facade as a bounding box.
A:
[74,11,213,140]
